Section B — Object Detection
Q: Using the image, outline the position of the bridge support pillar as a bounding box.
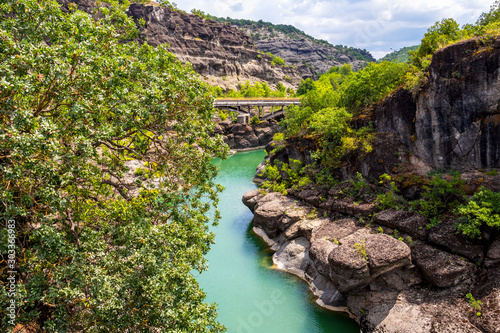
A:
[237,114,249,124]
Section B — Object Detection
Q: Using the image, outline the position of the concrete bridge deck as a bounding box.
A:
[214,98,301,122]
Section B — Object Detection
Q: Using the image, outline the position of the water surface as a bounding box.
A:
[196,150,359,333]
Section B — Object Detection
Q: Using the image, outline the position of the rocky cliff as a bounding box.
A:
[212,19,374,78]
[60,0,304,90]
[241,26,372,77]
[370,37,500,172]
[242,36,500,332]
[127,4,306,90]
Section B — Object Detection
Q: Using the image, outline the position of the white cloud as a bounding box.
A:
[174,0,494,58]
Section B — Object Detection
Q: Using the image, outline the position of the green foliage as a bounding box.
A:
[466,293,482,316]
[476,0,500,27]
[306,209,318,220]
[349,172,370,198]
[261,159,310,194]
[339,61,409,111]
[309,108,351,144]
[191,8,209,19]
[266,52,285,66]
[417,173,466,227]
[272,132,285,143]
[0,0,227,331]
[353,239,368,261]
[380,45,419,63]
[376,174,407,209]
[218,110,228,121]
[456,189,500,238]
[249,115,262,125]
[224,81,287,98]
[296,78,315,96]
[410,18,463,68]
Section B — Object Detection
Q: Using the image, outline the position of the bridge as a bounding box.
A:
[214,98,301,123]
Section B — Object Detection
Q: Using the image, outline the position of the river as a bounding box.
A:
[194,150,360,332]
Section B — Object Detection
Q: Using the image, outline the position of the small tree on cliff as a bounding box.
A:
[0,0,227,331]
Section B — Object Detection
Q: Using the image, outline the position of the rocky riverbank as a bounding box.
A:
[214,119,280,150]
[242,183,500,332]
[240,36,500,332]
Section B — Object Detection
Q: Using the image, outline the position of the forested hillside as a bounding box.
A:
[379,45,419,63]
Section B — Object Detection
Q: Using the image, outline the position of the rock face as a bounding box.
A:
[126,4,304,90]
[214,120,280,150]
[237,24,374,78]
[243,189,499,332]
[61,0,304,90]
[372,37,500,171]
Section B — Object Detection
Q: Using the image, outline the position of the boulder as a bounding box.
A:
[412,244,476,288]
[331,200,377,217]
[365,234,412,277]
[428,222,485,262]
[485,239,500,268]
[273,237,311,278]
[328,230,411,293]
[374,209,429,241]
[242,189,264,212]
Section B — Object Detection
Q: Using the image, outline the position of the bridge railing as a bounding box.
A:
[213,98,301,107]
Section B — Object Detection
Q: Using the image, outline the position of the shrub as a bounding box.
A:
[417,173,466,227]
[456,189,500,238]
[250,115,262,125]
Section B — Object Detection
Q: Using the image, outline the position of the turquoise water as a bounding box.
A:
[195,150,360,333]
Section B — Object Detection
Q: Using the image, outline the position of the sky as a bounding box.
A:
[172,0,495,59]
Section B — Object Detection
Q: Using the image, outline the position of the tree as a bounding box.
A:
[0,0,227,331]
[477,0,500,26]
[410,18,462,68]
[296,78,315,96]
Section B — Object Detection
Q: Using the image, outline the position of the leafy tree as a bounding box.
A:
[339,61,409,111]
[296,78,315,96]
[477,0,500,26]
[410,18,463,68]
[0,0,226,331]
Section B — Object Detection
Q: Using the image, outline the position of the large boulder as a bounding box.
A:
[273,237,312,278]
[328,230,412,293]
[412,244,476,288]
[374,209,429,241]
[428,222,485,262]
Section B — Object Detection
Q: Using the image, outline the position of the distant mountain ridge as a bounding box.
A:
[380,45,419,63]
[209,16,375,78]
[60,0,376,89]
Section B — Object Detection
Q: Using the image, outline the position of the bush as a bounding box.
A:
[417,173,466,227]
[456,189,500,238]
[249,115,261,125]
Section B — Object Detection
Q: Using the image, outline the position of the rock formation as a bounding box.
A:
[243,187,499,332]
[214,120,280,150]
[369,37,500,171]
[60,0,304,90]
[239,25,373,77]
[243,37,500,332]
[127,4,305,90]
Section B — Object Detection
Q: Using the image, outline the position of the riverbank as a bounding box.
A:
[242,179,500,332]
[196,150,359,333]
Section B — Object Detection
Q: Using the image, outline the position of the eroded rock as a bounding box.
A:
[412,244,476,288]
